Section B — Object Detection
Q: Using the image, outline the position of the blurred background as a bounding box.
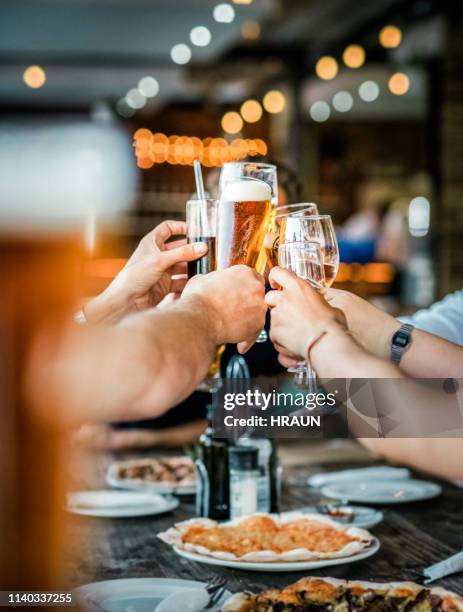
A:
[1,0,462,312]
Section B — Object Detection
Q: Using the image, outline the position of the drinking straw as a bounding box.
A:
[193,159,210,236]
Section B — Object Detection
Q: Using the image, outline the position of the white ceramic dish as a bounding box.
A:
[66,490,179,518]
[173,537,380,572]
[321,479,442,504]
[74,577,231,611]
[289,505,383,529]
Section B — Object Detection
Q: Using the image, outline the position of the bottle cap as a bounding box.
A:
[229,446,258,471]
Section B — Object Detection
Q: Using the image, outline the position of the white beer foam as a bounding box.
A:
[221,179,271,202]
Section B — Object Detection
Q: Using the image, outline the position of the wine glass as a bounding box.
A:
[279,214,339,287]
[218,162,278,343]
[278,241,326,390]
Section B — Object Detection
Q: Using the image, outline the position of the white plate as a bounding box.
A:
[289,506,383,529]
[107,469,196,496]
[74,578,231,612]
[321,479,442,505]
[173,537,380,572]
[308,467,410,488]
[66,490,179,518]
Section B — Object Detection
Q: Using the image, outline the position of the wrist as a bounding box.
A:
[84,282,133,324]
[181,293,222,346]
[310,321,362,374]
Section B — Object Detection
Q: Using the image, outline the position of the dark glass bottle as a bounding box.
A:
[269,439,280,513]
[195,405,231,520]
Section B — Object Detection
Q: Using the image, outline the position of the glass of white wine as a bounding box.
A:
[277,241,326,390]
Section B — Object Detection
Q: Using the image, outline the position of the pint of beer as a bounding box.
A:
[217,178,272,272]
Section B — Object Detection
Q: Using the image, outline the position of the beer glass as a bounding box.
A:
[186,198,223,392]
[279,214,339,287]
[218,162,277,342]
[278,241,326,389]
[186,198,218,277]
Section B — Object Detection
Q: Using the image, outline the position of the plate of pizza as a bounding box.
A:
[107,457,196,496]
[221,576,463,611]
[158,512,379,572]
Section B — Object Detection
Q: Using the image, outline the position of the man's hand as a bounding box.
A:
[182,265,266,346]
[84,221,207,323]
[265,267,346,366]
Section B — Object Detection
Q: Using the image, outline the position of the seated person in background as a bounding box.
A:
[265,266,463,481]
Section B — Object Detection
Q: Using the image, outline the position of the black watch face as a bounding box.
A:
[393,330,409,348]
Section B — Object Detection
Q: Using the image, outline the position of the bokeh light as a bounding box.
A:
[23,65,46,89]
[315,56,338,80]
[222,111,244,134]
[379,25,402,48]
[241,20,261,40]
[332,91,353,112]
[263,90,286,114]
[342,45,365,69]
[240,99,263,123]
[388,72,410,95]
[310,101,330,122]
[359,80,380,102]
[190,26,212,47]
[170,43,192,64]
[213,3,235,23]
[126,88,146,109]
[138,76,159,98]
[233,0,253,3]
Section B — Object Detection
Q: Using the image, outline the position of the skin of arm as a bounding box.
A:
[28,266,266,427]
[327,289,463,378]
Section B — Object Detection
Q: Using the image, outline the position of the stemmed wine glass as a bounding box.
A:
[218,161,278,343]
[278,241,326,390]
[278,214,339,287]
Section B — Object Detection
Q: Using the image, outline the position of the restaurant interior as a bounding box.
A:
[1,0,463,608]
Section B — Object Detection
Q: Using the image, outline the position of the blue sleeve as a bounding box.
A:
[399,290,463,346]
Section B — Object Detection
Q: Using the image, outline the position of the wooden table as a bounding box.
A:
[67,457,463,598]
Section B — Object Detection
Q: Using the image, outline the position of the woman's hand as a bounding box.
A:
[84,220,207,323]
[265,267,347,366]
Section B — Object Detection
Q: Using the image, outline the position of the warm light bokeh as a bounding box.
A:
[241,20,261,40]
[23,65,47,89]
[388,72,410,95]
[379,25,402,48]
[342,44,366,69]
[133,130,267,168]
[315,56,338,80]
[240,99,263,123]
[222,111,244,134]
[263,90,286,114]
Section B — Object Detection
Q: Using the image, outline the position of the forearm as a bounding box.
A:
[311,325,403,379]
[83,281,133,324]
[359,438,463,481]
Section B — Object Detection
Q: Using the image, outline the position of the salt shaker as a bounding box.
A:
[229,446,259,519]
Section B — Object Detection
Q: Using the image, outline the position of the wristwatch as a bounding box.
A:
[390,323,414,364]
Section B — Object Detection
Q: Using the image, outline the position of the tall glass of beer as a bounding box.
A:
[217,162,277,273]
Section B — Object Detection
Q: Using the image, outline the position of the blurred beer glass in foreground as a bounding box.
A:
[0,121,136,588]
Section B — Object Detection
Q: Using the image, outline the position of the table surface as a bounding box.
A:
[67,458,463,599]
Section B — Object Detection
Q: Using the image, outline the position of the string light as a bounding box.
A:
[379,25,402,48]
[213,3,235,23]
[23,65,46,88]
[240,99,263,123]
[342,45,366,69]
[222,111,243,134]
[138,76,159,98]
[359,80,380,102]
[263,90,286,114]
[388,72,409,95]
[233,0,253,3]
[133,130,267,168]
[309,101,330,122]
[170,43,192,64]
[315,56,338,80]
[332,91,353,112]
[190,26,212,47]
[126,88,146,109]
